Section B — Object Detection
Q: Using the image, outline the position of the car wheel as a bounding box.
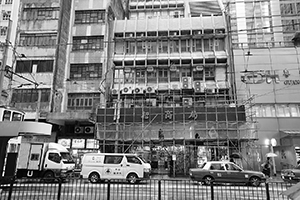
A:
[89,172,100,184]
[249,176,261,187]
[43,171,55,183]
[127,173,138,184]
[203,176,214,185]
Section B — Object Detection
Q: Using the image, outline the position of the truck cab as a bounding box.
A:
[16,142,75,180]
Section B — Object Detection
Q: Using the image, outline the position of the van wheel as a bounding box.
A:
[127,173,138,184]
[43,171,55,183]
[89,172,100,183]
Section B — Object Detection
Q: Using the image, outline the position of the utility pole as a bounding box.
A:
[0,19,12,105]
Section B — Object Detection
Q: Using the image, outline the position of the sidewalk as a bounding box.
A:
[151,174,284,182]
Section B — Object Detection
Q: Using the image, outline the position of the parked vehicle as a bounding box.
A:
[80,153,151,183]
[16,142,75,180]
[281,165,300,182]
[189,161,266,186]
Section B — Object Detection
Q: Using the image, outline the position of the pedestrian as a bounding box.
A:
[262,157,271,177]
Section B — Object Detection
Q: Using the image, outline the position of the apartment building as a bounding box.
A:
[0,0,20,105]
[93,0,256,175]
[229,0,300,171]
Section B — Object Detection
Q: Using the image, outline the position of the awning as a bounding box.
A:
[0,121,52,137]
[280,130,300,138]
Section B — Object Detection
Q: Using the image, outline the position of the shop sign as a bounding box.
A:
[283,80,300,85]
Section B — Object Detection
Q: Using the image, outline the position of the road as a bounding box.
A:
[0,179,293,200]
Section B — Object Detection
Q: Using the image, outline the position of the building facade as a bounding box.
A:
[0,0,20,106]
[229,0,300,171]
[94,0,256,175]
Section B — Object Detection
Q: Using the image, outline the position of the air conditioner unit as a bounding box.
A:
[196,65,203,71]
[84,126,94,134]
[194,81,203,93]
[122,87,132,94]
[74,126,83,134]
[205,88,216,94]
[134,87,144,94]
[128,33,134,37]
[171,83,179,90]
[146,86,155,93]
[182,77,191,89]
[147,66,154,72]
[182,98,192,106]
[111,89,119,95]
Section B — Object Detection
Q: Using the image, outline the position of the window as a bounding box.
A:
[181,39,190,52]
[104,155,123,164]
[15,61,32,73]
[5,0,13,4]
[19,33,57,47]
[36,60,54,72]
[126,156,142,164]
[215,39,225,51]
[70,63,102,79]
[75,10,105,24]
[0,26,7,36]
[280,3,296,15]
[210,163,222,170]
[11,89,50,103]
[48,153,61,163]
[204,39,213,51]
[136,69,146,83]
[193,39,202,51]
[147,41,157,53]
[67,93,100,110]
[147,71,157,83]
[158,69,168,83]
[22,8,60,20]
[125,41,136,54]
[12,112,23,121]
[30,154,40,161]
[2,110,11,121]
[15,60,54,73]
[158,40,168,53]
[181,68,191,77]
[136,41,146,54]
[204,67,215,80]
[3,11,10,20]
[170,71,180,82]
[124,71,134,83]
[193,70,204,81]
[73,36,104,51]
[169,40,179,53]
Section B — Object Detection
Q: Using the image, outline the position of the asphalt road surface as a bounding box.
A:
[0,179,293,200]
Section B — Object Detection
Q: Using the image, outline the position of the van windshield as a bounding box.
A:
[61,152,75,163]
[138,156,147,163]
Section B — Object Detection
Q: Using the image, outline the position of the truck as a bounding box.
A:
[16,142,75,180]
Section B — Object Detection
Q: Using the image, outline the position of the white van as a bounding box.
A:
[80,153,151,183]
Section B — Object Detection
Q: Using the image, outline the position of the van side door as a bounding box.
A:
[102,155,124,180]
[125,156,143,178]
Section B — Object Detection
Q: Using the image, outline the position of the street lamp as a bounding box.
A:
[265,138,277,176]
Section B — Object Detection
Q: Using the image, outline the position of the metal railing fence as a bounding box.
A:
[0,177,295,200]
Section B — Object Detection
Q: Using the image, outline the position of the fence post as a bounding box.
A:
[107,180,111,200]
[210,182,214,200]
[57,178,62,200]
[158,180,161,200]
[7,177,15,200]
[265,182,270,200]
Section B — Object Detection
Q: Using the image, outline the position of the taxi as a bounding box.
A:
[189,161,266,186]
[281,165,300,183]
